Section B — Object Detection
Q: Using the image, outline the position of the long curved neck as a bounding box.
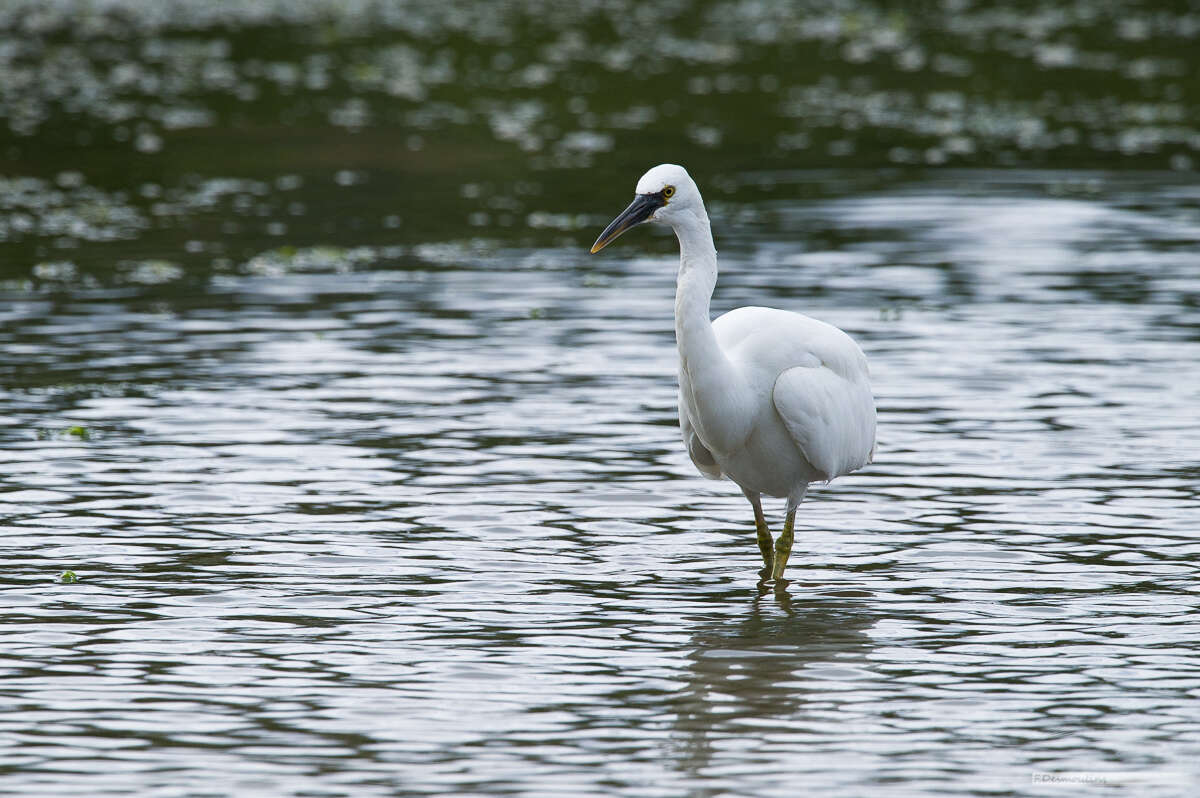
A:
[672,206,748,450]
[673,207,720,356]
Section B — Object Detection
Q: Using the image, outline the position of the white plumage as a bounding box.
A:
[591,164,876,583]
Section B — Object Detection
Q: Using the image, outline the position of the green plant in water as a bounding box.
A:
[35,425,93,440]
[59,570,78,583]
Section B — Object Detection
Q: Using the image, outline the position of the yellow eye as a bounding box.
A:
[663,185,676,199]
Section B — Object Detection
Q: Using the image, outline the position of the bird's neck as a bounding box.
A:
[672,208,750,451]
[673,209,719,345]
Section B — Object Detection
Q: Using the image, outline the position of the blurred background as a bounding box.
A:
[2,0,1198,280]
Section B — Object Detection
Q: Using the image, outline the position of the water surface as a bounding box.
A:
[3,171,1200,797]
[3,2,1200,795]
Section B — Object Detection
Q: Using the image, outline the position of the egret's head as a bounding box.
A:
[590,164,700,253]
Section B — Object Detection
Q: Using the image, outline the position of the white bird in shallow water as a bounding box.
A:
[590,164,876,583]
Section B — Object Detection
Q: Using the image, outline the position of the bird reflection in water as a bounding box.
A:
[667,589,878,781]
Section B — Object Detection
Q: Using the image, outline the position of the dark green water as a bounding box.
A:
[2,3,1200,797]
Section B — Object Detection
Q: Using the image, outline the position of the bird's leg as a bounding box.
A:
[772,508,796,582]
[756,519,775,579]
[743,488,774,580]
[771,488,808,582]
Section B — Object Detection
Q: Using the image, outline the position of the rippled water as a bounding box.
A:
[3,172,1199,796]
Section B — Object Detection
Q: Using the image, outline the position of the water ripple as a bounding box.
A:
[2,176,1199,796]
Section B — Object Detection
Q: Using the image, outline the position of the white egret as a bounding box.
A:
[591,164,876,583]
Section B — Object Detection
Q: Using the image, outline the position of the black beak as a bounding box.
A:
[590,193,664,253]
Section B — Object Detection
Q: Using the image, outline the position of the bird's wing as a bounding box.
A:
[679,392,723,480]
[773,364,876,482]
